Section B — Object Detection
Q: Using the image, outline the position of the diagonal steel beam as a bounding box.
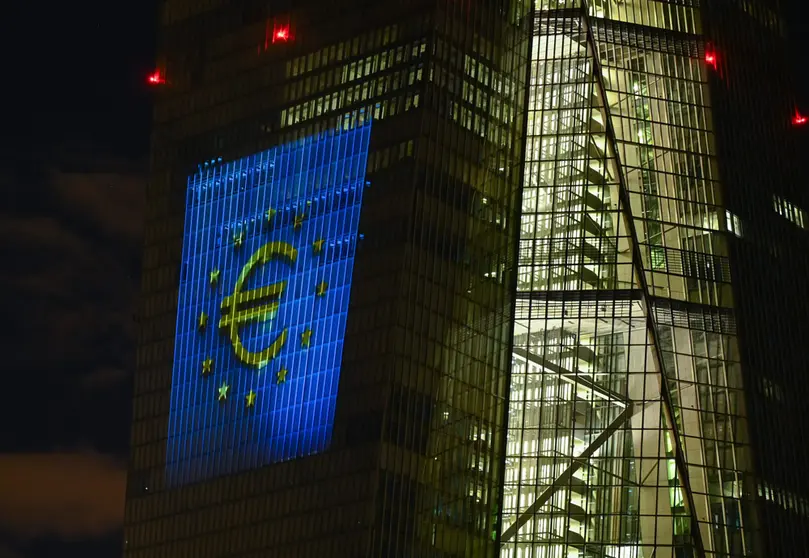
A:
[577,3,707,555]
[501,404,633,543]
[513,346,629,406]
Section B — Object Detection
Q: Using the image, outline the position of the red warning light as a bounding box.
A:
[262,19,294,51]
[274,26,290,42]
[147,70,166,85]
[705,51,717,70]
[793,110,807,126]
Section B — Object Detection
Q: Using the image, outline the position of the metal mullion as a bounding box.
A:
[580,3,708,556]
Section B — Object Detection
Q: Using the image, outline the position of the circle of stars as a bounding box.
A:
[195,206,329,410]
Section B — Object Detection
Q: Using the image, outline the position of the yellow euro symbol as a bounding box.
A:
[219,241,297,368]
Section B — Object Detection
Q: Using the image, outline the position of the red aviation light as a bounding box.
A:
[262,18,293,51]
[273,25,290,43]
[705,50,718,70]
[793,110,807,126]
[147,70,166,85]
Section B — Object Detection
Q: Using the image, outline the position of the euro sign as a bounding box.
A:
[219,241,297,368]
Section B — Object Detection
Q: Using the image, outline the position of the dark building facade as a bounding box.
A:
[126,1,809,558]
[127,0,530,557]
[707,0,809,556]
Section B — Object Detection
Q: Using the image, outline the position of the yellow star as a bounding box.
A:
[265,208,276,224]
[217,382,230,401]
[201,357,213,376]
[276,367,288,385]
[301,328,313,348]
[198,311,208,330]
[245,390,257,408]
[315,281,328,297]
[209,268,220,287]
[293,213,306,230]
[233,230,245,249]
[312,238,325,256]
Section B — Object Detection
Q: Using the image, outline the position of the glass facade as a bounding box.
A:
[502,2,754,557]
[127,0,809,557]
[704,1,809,555]
[166,125,370,486]
[127,1,529,557]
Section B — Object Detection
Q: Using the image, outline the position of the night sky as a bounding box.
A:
[0,2,806,558]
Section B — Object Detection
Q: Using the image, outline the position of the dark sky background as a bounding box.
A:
[0,2,806,558]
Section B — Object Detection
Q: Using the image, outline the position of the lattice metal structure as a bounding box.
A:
[502,2,754,557]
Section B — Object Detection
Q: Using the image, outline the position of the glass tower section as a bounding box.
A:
[126,1,531,557]
[502,2,753,558]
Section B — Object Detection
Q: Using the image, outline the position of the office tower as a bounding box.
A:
[128,2,530,558]
[707,2,809,556]
[128,0,809,557]
[502,2,809,558]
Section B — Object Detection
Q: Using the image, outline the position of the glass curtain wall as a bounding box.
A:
[403,2,531,556]
[502,1,755,558]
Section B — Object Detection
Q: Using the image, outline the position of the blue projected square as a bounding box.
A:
[166,123,371,486]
